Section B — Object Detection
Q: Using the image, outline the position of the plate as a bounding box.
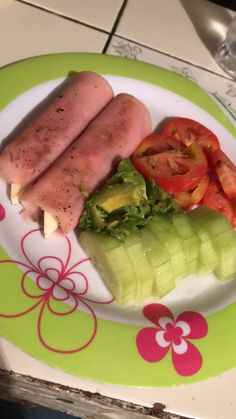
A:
[0,53,236,387]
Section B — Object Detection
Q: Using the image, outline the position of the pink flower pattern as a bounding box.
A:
[136,303,208,376]
[0,203,5,221]
[0,228,113,353]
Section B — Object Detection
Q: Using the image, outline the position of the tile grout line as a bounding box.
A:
[102,0,128,54]
[109,34,235,83]
[13,0,233,83]
[15,0,109,35]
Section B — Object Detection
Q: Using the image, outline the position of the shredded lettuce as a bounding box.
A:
[79,158,180,240]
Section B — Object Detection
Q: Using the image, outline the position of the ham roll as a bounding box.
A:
[0,71,113,197]
[21,93,152,235]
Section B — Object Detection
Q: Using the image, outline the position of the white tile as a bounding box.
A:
[115,0,236,76]
[0,0,108,68]
[107,35,236,112]
[21,0,123,31]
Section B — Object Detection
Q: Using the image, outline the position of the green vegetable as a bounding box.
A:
[79,206,236,306]
[79,158,180,240]
[79,231,136,306]
[188,207,236,280]
[124,232,154,302]
[171,213,200,275]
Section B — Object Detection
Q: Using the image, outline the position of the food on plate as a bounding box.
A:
[171,213,200,275]
[0,71,114,202]
[173,174,209,210]
[188,206,236,280]
[201,178,236,228]
[132,133,208,193]
[79,158,180,240]
[209,149,236,200]
[79,207,236,306]
[131,118,236,228]
[161,117,220,152]
[21,93,152,235]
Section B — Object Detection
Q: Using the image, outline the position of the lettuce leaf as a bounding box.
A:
[79,159,180,240]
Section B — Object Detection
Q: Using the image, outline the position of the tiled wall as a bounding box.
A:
[1,0,236,109]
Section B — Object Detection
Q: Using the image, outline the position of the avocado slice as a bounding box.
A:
[79,158,180,240]
[95,184,143,213]
[90,183,144,229]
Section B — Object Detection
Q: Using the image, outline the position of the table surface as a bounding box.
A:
[1,1,236,419]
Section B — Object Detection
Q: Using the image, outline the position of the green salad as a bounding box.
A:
[79,158,180,240]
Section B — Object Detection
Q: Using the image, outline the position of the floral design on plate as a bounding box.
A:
[136,303,208,376]
[0,229,113,354]
[0,203,5,221]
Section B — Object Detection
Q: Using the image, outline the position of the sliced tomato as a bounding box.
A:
[132,133,184,160]
[201,179,234,226]
[173,174,209,210]
[162,117,220,152]
[133,142,208,193]
[209,149,236,200]
[232,201,236,229]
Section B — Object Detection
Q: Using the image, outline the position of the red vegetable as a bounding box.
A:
[209,149,236,200]
[132,117,236,228]
[162,117,220,153]
[133,141,208,193]
[201,178,234,226]
[173,174,209,210]
[132,134,184,160]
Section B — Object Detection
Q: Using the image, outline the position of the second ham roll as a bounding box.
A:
[21,93,152,234]
[0,71,113,189]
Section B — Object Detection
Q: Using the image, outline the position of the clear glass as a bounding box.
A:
[215,16,236,80]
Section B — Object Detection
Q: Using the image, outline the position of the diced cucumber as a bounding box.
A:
[153,261,175,298]
[188,207,236,279]
[148,217,187,279]
[124,233,154,302]
[212,230,236,280]
[172,213,196,239]
[171,213,200,274]
[188,206,231,237]
[106,247,137,303]
[188,215,218,274]
[140,228,170,267]
[139,227,175,298]
[182,235,199,262]
[88,232,121,251]
[79,231,136,305]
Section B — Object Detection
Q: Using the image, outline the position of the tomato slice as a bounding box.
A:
[209,149,236,200]
[132,133,184,160]
[201,179,234,226]
[133,142,208,193]
[162,117,220,152]
[232,201,236,229]
[173,174,209,210]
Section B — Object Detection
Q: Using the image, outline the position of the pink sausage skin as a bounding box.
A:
[21,93,152,233]
[0,71,113,185]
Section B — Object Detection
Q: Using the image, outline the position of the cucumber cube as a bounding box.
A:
[148,217,187,279]
[172,213,200,274]
[189,206,231,236]
[153,261,175,298]
[172,213,196,239]
[140,228,170,267]
[79,231,136,306]
[212,230,236,280]
[124,233,154,302]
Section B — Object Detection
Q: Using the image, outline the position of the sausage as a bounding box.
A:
[21,93,152,233]
[0,71,113,186]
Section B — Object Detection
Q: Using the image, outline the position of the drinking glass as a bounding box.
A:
[215,16,236,80]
